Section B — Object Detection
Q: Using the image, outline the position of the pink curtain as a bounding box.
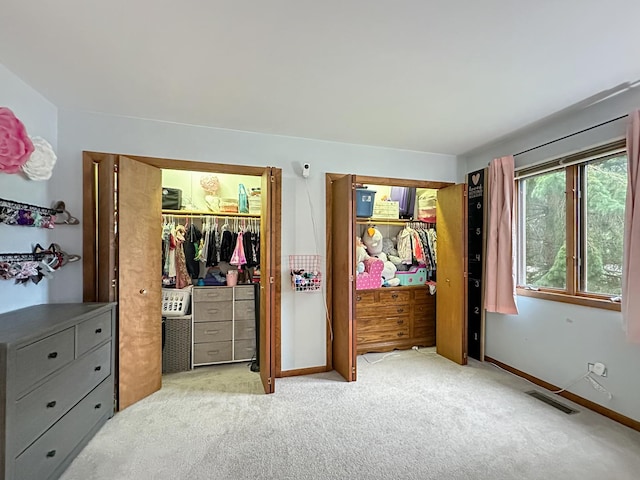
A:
[623,111,640,342]
[485,156,518,314]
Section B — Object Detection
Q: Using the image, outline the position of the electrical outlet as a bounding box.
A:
[588,362,607,377]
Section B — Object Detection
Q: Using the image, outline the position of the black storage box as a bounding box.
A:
[162,188,182,210]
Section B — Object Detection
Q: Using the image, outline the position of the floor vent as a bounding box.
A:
[525,391,579,414]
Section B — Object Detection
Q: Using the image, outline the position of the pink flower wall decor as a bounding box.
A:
[0,107,35,174]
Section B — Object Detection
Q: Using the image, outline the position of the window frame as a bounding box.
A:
[515,140,626,312]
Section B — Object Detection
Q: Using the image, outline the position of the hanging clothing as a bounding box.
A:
[183,222,202,279]
[174,225,192,289]
[230,231,247,268]
[219,230,234,262]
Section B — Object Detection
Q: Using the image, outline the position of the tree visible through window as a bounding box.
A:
[517,145,627,301]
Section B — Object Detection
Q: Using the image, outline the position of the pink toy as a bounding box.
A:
[356,258,384,290]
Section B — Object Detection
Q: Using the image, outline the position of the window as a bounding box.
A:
[516,141,627,309]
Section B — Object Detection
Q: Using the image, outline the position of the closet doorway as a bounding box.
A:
[82,153,281,410]
[326,173,468,382]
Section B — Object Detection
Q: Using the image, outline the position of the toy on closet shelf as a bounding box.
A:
[362,226,399,286]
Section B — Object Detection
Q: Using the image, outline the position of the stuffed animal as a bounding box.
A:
[355,236,369,274]
[362,227,383,256]
[382,237,398,257]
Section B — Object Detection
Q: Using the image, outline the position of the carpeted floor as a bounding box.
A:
[60,348,640,480]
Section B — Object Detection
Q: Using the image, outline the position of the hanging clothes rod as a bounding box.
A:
[161,209,258,217]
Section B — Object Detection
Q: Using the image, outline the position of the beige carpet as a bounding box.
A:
[60,348,640,480]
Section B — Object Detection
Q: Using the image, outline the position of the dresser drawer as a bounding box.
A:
[193,321,232,343]
[193,301,233,322]
[15,328,75,396]
[414,288,435,305]
[234,300,255,321]
[357,315,410,333]
[357,325,410,344]
[357,303,410,318]
[234,320,256,341]
[193,287,232,302]
[379,289,411,304]
[14,378,112,480]
[413,302,435,318]
[234,285,255,300]
[413,324,436,341]
[15,342,111,456]
[193,341,232,364]
[76,311,112,357]
[234,339,255,360]
[354,290,376,305]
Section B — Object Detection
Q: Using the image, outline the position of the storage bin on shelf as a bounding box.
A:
[161,287,192,316]
[355,189,376,217]
[289,255,322,292]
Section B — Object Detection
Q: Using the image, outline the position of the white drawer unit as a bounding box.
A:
[191,285,257,366]
[0,303,116,480]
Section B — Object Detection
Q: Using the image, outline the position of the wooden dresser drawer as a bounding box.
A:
[414,288,435,305]
[193,301,233,322]
[357,325,410,344]
[14,378,112,480]
[379,289,411,304]
[357,303,410,318]
[358,315,410,333]
[15,342,111,455]
[194,341,232,364]
[413,302,435,318]
[234,320,256,341]
[234,339,256,360]
[234,300,255,321]
[354,290,376,305]
[193,287,233,302]
[76,311,112,357]
[193,321,232,343]
[413,324,436,340]
[16,328,75,396]
[234,286,255,300]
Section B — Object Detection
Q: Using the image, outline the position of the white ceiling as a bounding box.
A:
[2,1,640,155]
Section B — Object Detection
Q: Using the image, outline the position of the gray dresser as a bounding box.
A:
[192,285,256,366]
[0,303,115,480]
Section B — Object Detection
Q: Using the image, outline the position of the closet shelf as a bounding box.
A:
[162,209,260,218]
[356,218,416,226]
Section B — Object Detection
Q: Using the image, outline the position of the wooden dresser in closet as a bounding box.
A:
[0,303,115,480]
[192,285,256,366]
[355,285,435,354]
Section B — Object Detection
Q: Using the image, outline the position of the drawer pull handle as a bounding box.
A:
[46,400,57,408]
[46,450,56,458]
[94,365,102,372]
[95,328,102,334]
[397,320,404,325]
[397,308,404,313]
[391,293,398,299]
[95,403,102,409]
[48,352,58,359]
[205,330,219,335]
[207,309,220,314]
[356,295,362,301]
[208,350,219,355]
[397,332,405,337]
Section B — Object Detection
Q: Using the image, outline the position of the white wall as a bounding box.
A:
[461,87,640,423]
[0,64,57,314]
[55,109,458,371]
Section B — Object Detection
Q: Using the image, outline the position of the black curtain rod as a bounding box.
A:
[514,114,628,157]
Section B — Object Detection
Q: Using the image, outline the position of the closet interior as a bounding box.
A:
[353,183,439,354]
[160,168,263,375]
[327,173,465,382]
